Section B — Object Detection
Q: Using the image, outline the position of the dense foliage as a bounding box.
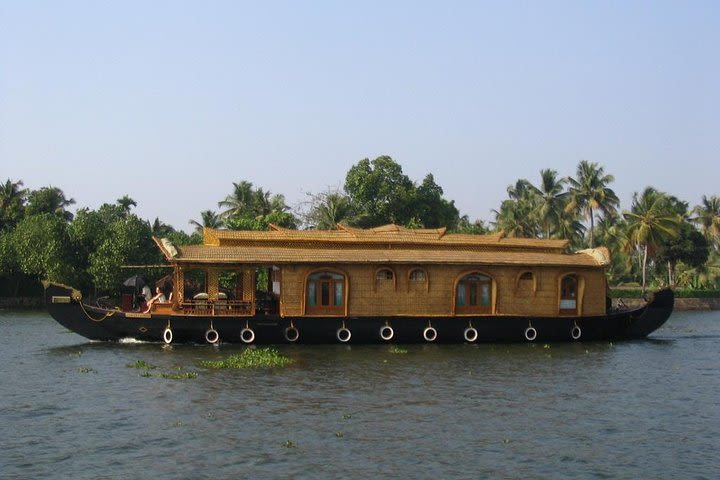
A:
[1,156,718,297]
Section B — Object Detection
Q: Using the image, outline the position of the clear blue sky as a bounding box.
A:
[1,1,718,231]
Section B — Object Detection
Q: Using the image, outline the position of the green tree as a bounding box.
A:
[151,217,175,237]
[554,213,587,248]
[219,181,297,230]
[623,187,681,292]
[165,229,202,246]
[302,189,351,230]
[224,209,297,231]
[0,178,28,231]
[189,210,224,233]
[594,211,631,283]
[88,215,157,292]
[414,174,460,229]
[0,232,21,294]
[566,160,619,247]
[12,214,77,283]
[656,222,710,286]
[25,186,76,221]
[691,195,720,249]
[344,156,416,227]
[492,180,540,237]
[455,216,490,234]
[70,208,113,291]
[342,157,461,229]
[116,195,137,215]
[529,169,568,239]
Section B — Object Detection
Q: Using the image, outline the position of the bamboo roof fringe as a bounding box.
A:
[155,224,611,268]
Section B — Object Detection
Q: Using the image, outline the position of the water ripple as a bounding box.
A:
[1,310,719,479]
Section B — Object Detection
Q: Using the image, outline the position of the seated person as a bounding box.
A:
[138,284,152,311]
[144,287,168,313]
[141,284,152,302]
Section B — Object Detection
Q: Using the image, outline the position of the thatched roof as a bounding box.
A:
[154,225,610,268]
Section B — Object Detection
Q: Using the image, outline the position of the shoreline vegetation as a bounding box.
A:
[2,156,719,300]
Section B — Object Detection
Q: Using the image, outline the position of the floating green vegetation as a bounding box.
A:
[78,367,95,373]
[199,348,294,369]
[129,360,197,379]
[388,346,408,354]
[126,360,157,370]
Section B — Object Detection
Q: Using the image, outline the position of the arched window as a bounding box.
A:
[306,270,346,315]
[408,268,429,292]
[376,268,394,280]
[409,268,426,282]
[455,273,493,314]
[515,270,536,296]
[560,274,578,314]
[374,267,396,292]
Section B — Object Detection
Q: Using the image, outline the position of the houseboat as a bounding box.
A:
[44,224,674,344]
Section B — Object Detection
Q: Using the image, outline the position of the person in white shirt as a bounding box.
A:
[144,287,167,313]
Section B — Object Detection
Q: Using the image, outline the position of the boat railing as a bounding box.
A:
[179,300,254,316]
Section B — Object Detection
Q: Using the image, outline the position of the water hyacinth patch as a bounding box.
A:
[126,360,157,370]
[200,347,294,369]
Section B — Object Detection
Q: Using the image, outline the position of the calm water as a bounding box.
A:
[0,311,718,479]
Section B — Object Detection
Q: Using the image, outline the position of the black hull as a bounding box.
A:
[45,284,674,345]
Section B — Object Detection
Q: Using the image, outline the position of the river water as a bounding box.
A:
[0,310,718,479]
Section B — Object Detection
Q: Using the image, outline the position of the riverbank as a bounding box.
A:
[616,297,720,311]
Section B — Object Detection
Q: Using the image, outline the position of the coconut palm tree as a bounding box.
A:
[218,181,256,219]
[623,187,681,292]
[0,178,27,208]
[305,191,351,230]
[554,211,587,247]
[151,217,175,237]
[116,195,137,215]
[189,210,224,233]
[492,198,538,238]
[594,211,631,283]
[691,195,720,249]
[0,178,27,230]
[25,186,76,221]
[492,180,540,237]
[218,181,298,231]
[529,169,568,239]
[219,181,290,219]
[566,160,620,248]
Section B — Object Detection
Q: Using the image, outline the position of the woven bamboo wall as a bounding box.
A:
[280,264,607,317]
